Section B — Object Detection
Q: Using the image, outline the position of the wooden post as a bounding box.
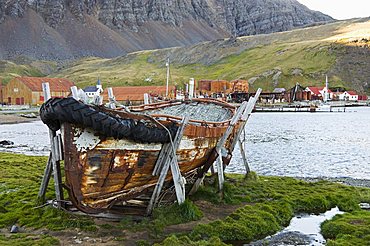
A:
[230,88,262,174]
[38,153,53,199]
[70,86,79,100]
[37,82,64,208]
[107,87,116,109]
[147,115,189,215]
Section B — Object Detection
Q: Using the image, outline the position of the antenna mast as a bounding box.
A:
[166,58,170,98]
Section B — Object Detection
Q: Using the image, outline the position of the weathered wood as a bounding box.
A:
[238,139,250,173]
[189,101,248,194]
[70,86,79,100]
[229,88,262,173]
[38,153,53,199]
[147,115,189,215]
[51,133,64,207]
[107,87,116,109]
[42,82,51,101]
[216,150,224,190]
[39,82,64,208]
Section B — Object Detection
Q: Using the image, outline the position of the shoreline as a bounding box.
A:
[0,113,40,124]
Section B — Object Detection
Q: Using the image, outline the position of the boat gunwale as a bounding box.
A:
[111,98,236,126]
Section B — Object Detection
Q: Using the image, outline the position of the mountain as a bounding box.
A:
[51,18,370,93]
[0,0,332,60]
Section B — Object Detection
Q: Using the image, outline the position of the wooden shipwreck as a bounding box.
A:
[38,84,261,215]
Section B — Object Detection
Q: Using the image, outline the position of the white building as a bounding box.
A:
[83,79,103,102]
[338,91,358,101]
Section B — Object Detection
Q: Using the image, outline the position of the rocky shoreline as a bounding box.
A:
[0,113,39,124]
[297,176,370,188]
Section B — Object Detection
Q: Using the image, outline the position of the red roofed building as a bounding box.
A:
[305,86,333,101]
[3,77,74,105]
[102,86,176,105]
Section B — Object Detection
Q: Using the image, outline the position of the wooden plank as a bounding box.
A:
[51,133,64,207]
[70,86,79,100]
[238,139,250,173]
[38,153,53,200]
[230,88,262,174]
[216,150,224,190]
[107,87,116,109]
[40,82,64,208]
[146,115,189,215]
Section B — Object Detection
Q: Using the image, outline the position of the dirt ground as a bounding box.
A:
[13,201,246,246]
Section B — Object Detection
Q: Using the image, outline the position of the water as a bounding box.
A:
[0,121,50,155]
[227,107,370,179]
[248,207,344,246]
[279,207,343,245]
[1,107,370,179]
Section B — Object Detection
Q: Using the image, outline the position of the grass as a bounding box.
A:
[0,153,96,232]
[0,60,45,85]
[182,174,370,244]
[52,41,341,91]
[321,210,370,246]
[0,234,59,246]
[0,152,369,245]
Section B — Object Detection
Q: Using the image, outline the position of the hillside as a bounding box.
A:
[0,0,332,60]
[52,18,370,93]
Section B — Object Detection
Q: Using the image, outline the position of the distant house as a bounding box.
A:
[339,91,359,101]
[101,86,176,105]
[83,79,103,102]
[2,77,74,105]
[305,86,332,101]
[272,88,286,94]
[358,94,368,101]
[230,80,249,92]
[285,84,310,102]
[198,80,231,95]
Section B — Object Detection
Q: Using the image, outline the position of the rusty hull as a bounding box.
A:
[62,117,239,214]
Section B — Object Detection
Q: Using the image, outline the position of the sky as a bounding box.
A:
[297,0,370,20]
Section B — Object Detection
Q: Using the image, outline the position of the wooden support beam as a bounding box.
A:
[70,86,79,100]
[37,82,64,208]
[229,88,262,174]
[216,150,224,190]
[107,87,116,109]
[146,115,189,215]
[238,139,250,173]
[51,133,64,208]
[189,101,249,194]
[38,153,53,200]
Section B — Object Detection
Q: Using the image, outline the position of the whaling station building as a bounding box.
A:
[101,86,176,105]
[2,77,75,105]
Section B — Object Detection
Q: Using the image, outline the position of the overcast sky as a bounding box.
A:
[297,0,370,20]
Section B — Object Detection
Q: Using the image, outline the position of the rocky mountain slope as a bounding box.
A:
[52,18,370,93]
[0,0,332,60]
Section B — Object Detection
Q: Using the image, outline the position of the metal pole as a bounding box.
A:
[166,58,170,98]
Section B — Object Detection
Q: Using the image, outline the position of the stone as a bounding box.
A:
[0,140,14,146]
[10,225,18,233]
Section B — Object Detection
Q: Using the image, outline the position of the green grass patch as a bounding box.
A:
[0,60,45,84]
[156,235,228,246]
[51,41,349,92]
[0,153,96,233]
[0,233,59,246]
[1,152,369,245]
[321,210,370,246]
[185,172,370,243]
